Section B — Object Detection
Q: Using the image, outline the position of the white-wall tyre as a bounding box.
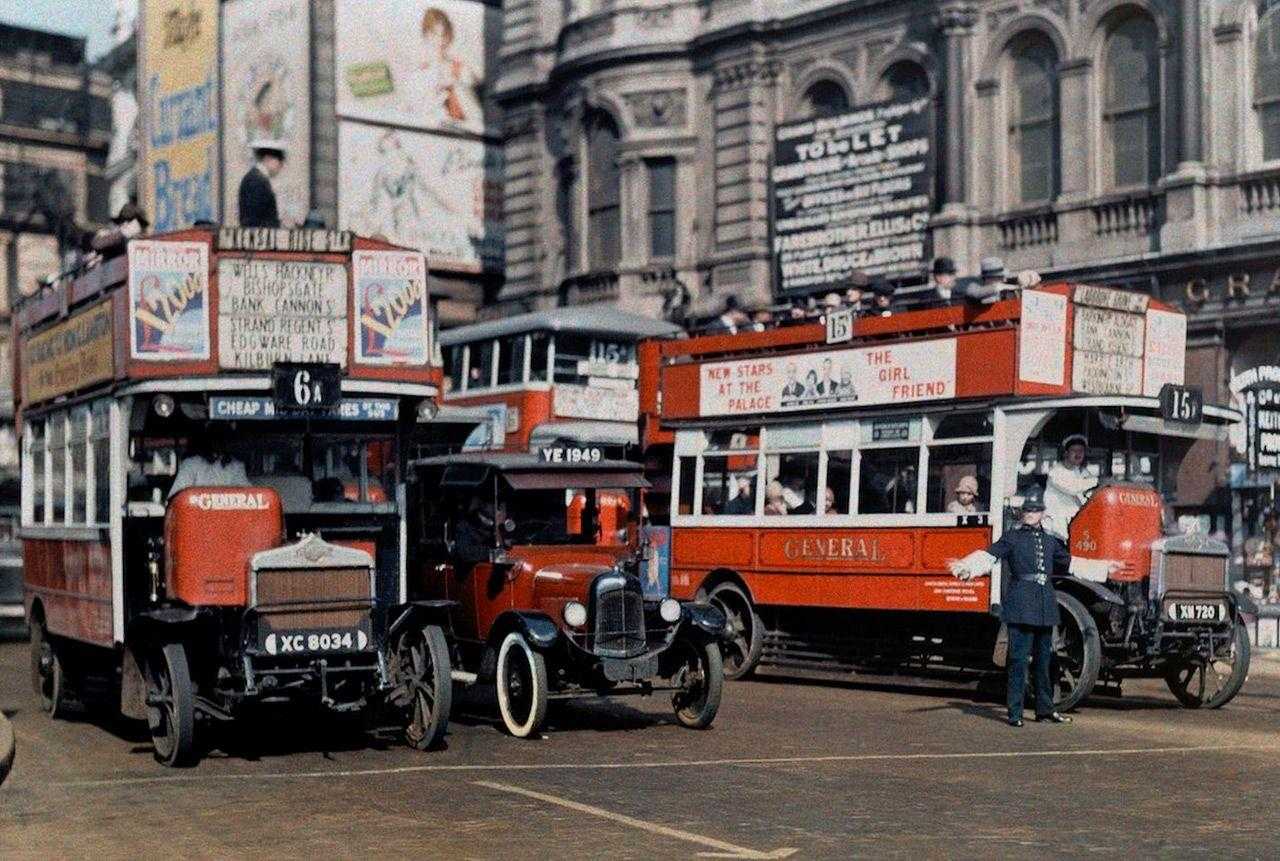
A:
[495,632,548,738]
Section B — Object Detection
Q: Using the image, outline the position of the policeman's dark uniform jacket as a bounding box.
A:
[986,522,1068,628]
[238,165,280,228]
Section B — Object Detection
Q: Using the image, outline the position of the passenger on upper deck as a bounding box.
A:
[168,437,251,500]
[922,257,959,309]
[1043,434,1096,541]
[869,279,896,317]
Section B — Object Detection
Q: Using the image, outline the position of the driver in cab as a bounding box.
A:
[454,491,506,564]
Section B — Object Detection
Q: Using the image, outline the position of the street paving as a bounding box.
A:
[1,641,1278,859]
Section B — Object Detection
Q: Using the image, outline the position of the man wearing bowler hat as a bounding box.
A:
[924,256,959,307]
[949,485,1125,726]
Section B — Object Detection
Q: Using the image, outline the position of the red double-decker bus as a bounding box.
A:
[641,284,1252,710]
[442,308,680,453]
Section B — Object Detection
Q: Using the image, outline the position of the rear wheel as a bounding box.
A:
[146,642,196,767]
[495,632,548,738]
[706,582,762,680]
[394,624,452,750]
[671,639,724,729]
[1165,621,1251,709]
[1051,592,1101,712]
[31,620,75,719]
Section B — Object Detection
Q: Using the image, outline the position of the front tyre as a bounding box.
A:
[671,639,724,729]
[394,624,452,750]
[495,632,548,738]
[706,582,762,680]
[1165,621,1251,709]
[1051,592,1101,712]
[146,642,196,767]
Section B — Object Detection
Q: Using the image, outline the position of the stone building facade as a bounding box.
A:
[493,0,1280,553]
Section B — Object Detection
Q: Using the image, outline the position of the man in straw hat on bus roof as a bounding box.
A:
[238,139,287,228]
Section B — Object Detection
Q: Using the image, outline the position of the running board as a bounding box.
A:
[451,670,478,685]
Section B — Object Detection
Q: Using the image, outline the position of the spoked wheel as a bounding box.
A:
[495,632,548,738]
[1165,622,1251,709]
[1051,592,1101,712]
[145,642,196,767]
[393,624,452,750]
[706,583,762,680]
[31,621,75,719]
[670,638,724,729]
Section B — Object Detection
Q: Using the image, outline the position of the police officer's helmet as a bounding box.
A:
[1021,484,1047,512]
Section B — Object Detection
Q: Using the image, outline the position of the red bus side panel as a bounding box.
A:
[24,538,114,647]
[670,526,993,613]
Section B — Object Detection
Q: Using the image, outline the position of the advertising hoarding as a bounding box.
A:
[138,0,220,231]
[338,122,503,273]
[335,0,496,136]
[221,0,311,227]
[698,339,957,417]
[352,249,431,365]
[773,96,933,293]
[23,302,115,403]
[127,240,210,361]
[217,258,347,369]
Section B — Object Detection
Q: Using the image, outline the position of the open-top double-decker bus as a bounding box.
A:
[442,307,681,454]
[642,284,1251,711]
[17,227,454,764]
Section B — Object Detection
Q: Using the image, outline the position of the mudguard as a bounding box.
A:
[389,600,458,638]
[507,610,561,650]
[679,602,727,641]
[1053,575,1125,608]
[1233,590,1259,617]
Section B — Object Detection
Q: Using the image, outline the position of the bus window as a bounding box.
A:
[926,442,992,513]
[468,340,495,390]
[704,430,759,515]
[529,332,550,381]
[92,401,110,524]
[825,450,853,515]
[497,335,526,385]
[859,447,917,513]
[763,451,819,515]
[70,408,88,524]
[49,414,66,523]
[553,334,592,383]
[29,420,46,525]
[676,456,696,515]
[448,345,466,393]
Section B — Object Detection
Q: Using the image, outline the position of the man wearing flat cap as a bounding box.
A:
[949,485,1125,725]
[238,139,287,228]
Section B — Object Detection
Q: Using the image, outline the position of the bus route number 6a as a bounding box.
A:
[274,362,341,411]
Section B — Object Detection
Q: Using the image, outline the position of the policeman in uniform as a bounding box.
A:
[949,485,1124,726]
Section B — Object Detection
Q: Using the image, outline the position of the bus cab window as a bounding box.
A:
[497,335,526,385]
[529,332,550,381]
[447,345,466,392]
[859,448,917,513]
[468,340,495,389]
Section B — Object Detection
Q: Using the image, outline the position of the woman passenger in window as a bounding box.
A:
[763,480,788,515]
[948,475,981,514]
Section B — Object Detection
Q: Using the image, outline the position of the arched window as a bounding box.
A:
[1256,7,1280,160]
[801,80,851,118]
[880,61,931,102]
[1007,33,1060,204]
[1103,15,1160,188]
[585,110,621,271]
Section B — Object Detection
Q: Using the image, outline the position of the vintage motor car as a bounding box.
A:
[410,450,727,737]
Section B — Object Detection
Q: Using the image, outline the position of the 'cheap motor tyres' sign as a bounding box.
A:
[698,338,956,417]
[772,96,933,293]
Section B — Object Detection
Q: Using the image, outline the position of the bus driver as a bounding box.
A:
[1044,434,1096,540]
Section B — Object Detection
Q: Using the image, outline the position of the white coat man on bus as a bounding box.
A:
[1044,434,1096,541]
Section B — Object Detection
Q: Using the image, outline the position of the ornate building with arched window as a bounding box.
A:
[493,0,1280,562]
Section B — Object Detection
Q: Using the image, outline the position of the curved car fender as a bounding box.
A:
[1053,575,1125,608]
[389,600,458,638]
[504,610,561,650]
[680,602,728,641]
[1232,590,1259,618]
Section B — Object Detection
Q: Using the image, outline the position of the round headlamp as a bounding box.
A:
[417,399,440,422]
[152,394,176,418]
[563,600,588,628]
[659,598,682,623]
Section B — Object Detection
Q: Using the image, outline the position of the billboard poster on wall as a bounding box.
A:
[221,0,311,227]
[352,249,431,365]
[338,122,504,273]
[335,0,497,136]
[772,96,933,293]
[138,0,220,231]
[127,240,211,361]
